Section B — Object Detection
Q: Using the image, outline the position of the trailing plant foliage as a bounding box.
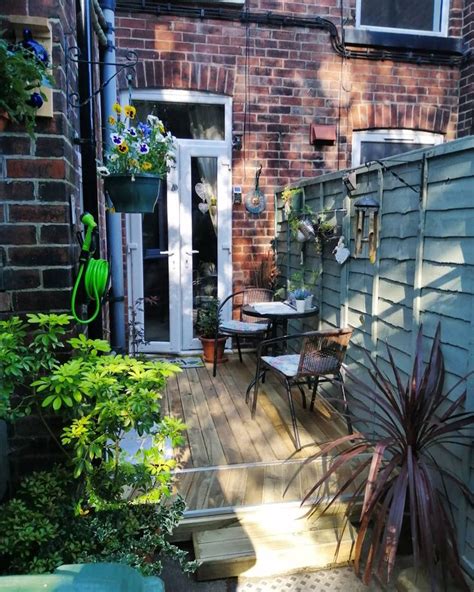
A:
[294,325,473,591]
[0,314,193,576]
[0,35,54,137]
[0,466,197,576]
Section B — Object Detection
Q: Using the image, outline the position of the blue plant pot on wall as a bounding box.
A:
[104,174,163,213]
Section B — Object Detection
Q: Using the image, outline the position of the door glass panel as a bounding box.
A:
[141,182,170,342]
[134,101,225,140]
[191,156,218,339]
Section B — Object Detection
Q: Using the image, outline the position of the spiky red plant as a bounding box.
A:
[299,325,473,591]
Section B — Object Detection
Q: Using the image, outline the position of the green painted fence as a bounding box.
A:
[275,135,474,578]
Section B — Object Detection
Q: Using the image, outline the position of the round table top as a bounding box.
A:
[242,301,319,320]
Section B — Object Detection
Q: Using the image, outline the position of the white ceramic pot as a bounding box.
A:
[295,299,306,313]
[304,295,313,310]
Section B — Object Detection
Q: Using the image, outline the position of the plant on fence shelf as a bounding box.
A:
[0,314,194,576]
[289,325,473,591]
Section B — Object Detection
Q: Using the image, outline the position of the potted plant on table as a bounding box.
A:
[0,35,53,137]
[98,103,176,213]
[196,297,227,364]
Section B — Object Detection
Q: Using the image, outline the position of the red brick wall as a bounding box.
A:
[0,2,83,315]
[458,0,474,136]
[115,0,462,286]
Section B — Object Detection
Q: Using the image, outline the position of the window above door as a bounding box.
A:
[356,0,449,36]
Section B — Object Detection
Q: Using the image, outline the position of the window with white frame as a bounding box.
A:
[356,0,449,36]
[352,130,443,167]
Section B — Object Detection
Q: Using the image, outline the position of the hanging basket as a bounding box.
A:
[104,174,164,213]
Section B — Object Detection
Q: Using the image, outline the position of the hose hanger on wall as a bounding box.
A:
[71,213,110,324]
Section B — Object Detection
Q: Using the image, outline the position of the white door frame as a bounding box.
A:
[125,90,233,354]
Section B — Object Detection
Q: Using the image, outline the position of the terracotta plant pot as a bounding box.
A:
[199,336,227,364]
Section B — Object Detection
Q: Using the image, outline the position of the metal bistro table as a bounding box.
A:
[242,301,319,343]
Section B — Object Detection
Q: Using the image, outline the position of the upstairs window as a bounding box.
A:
[357,0,449,36]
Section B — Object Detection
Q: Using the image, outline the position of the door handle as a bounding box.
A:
[186,250,199,255]
[160,251,174,256]
[222,246,232,255]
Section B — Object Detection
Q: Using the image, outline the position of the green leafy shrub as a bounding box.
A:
[0,466,197,576]
[0,314,192,576]
[196,297,221,339]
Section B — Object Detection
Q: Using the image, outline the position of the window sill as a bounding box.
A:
[344,29,463,56]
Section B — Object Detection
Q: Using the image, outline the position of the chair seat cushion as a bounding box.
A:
[261,354,300,377]
[220,320,268,334]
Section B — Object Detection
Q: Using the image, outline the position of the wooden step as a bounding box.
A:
[193,513,355,580]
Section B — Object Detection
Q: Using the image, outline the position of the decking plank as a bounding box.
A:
[201,365,261,463]
[186,368,227,466]
[197,367,244,465]
[176,370,210,467]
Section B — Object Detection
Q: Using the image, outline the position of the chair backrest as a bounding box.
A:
[241,288,274,323]
[297,328,353,377]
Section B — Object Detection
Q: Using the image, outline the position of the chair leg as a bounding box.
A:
[285,379,301,450]
[251,367,265,417]
[236,334,243,363]
[338,371,353,434]
[309,377,320,411]
[296,383,307,409]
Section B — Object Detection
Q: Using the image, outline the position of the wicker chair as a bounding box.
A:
[212,288,274,377]
[247,328,353,449]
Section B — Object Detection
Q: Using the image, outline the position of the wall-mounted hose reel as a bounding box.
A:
[71,213,110,324]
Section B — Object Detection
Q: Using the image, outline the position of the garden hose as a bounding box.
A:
[71,212,110,325]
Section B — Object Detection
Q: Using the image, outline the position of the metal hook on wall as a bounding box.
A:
[66,46,138,109]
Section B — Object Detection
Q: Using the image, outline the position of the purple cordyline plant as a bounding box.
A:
[292,324,473,591]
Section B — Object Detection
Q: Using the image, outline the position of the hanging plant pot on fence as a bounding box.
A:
[104,174,164,213]
[296,217,316,242]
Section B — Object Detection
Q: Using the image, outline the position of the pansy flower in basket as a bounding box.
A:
[98,103,176,213]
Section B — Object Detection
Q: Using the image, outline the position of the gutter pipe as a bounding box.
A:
[100,0,126,353]
[77,0,102,338]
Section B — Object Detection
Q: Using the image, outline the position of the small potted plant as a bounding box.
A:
[287,205,316,243]
[292,288,312,312]
[196,297,227,364]
[97,103,176,213]
[0,35,53,137]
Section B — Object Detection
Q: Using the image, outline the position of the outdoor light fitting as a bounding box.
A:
[354,195,380,263]
[232,132,243,151]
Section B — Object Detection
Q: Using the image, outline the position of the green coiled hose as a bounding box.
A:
[71,212,110,325]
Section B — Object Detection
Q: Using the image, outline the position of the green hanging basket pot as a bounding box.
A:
[104,174,164,213]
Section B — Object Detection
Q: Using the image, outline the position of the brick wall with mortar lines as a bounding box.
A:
[458,0,474,136]
[0,1,82,316]
[115,0,463,287]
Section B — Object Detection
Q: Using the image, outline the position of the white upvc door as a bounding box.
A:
[126,140,232,353]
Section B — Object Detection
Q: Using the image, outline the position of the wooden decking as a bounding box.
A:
[163,354,350,516]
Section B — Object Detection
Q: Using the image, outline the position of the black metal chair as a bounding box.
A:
[247,328,353,449]
[212,288,274,377]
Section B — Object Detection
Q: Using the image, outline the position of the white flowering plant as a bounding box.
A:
[98,102,176,178]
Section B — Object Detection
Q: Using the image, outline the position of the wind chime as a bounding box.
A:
[354,196,380,263]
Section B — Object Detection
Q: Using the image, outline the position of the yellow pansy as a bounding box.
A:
[124,105,136,119]
[128,158,138,168]
[112,102,122,114]
[108,116,116,125]
[118,142,129,154]
[141,161,152,171]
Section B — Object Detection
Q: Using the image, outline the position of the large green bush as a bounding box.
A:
[0,314,194,576]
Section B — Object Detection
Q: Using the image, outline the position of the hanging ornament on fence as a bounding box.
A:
[333,236,350,265]
[245,164,266,214]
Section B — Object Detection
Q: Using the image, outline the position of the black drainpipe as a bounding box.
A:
[76,0,103,338]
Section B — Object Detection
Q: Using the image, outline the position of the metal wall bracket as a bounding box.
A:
[66,46,138,109]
